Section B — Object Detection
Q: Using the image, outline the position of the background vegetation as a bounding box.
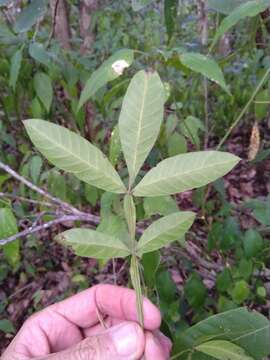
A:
[0,0,270,357]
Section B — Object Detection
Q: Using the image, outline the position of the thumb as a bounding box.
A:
[41,321,145,360]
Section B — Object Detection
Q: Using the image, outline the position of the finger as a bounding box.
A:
[52,284,161,330]
[144,331,170,360]
[38,321,145,360]
[154,331,172,356]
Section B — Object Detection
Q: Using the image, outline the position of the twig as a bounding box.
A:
[0,214,96,246]
[0,192,55,208]
[217,67,270,150]
[0,160,82,215]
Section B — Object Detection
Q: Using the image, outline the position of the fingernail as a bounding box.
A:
[111,323,140,356]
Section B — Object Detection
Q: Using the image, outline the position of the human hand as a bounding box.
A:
[2,284,171,360]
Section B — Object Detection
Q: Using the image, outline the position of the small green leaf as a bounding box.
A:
[34,72,53,113]
[168,133,187,156]
[231,280,250,304]
[142,251,160,288]
[14,0,48,33]
[133,151,240,197]
[211,0,270,50]
[59,228,131,259]
[29,42,52,68]
[180,52,229,94]
[180,116,204,148]
[185,273,207,308]
[0,208,20,267]
[0,319,15,334]
[30,155,43,183]
[119,70,165,186]
[196,340,254,360]
[137,211,195,255]
[78,49,134,110]
[30,97,43,118]
[216,268,232,293]
[9,47,23,91]
[243,229,264,258]
[84,184,98,206]
[24,119,126,193]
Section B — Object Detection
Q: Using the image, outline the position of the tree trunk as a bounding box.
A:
[50,0,71,49]
[79,0,98,54]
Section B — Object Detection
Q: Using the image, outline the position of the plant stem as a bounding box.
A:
[217,67,270,150]
[124,194,144,327]
[130,255,144,327]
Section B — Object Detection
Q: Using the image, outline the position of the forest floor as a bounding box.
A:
[1,122,270,353]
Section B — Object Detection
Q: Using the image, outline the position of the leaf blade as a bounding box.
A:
[180,53,229,94]
[24,119,126,193]
[119,70,165,185]
[196,340,254,360]
[34,72,53,113]
[59,228,131,259]
[137,211,195,255]
[133,151,240,197]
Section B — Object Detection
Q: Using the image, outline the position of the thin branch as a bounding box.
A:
[0,160,82,215]
[0,192,55,208]
[217,67,270,150]
[0,214,97,246]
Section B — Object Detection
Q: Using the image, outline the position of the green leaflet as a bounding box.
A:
[78,49,134,110]
[173,308,270,360]
[58,228,131,259]
[180,53,229,94]
[196,340,254,360]
[14,0,48,33]
[119,70,165,186]
[0,208,20,268]
[24,119,126,193]
[9,47,23,91]
[137,211,195,256]
[211,0,270,50]
[34,72,53,113]
[133,151,240,197]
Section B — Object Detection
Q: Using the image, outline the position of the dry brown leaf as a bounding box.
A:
[248,122,260,161]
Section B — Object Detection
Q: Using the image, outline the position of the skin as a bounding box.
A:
[2,284,172,360]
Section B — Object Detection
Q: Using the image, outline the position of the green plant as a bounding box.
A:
[24,68,270,355]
